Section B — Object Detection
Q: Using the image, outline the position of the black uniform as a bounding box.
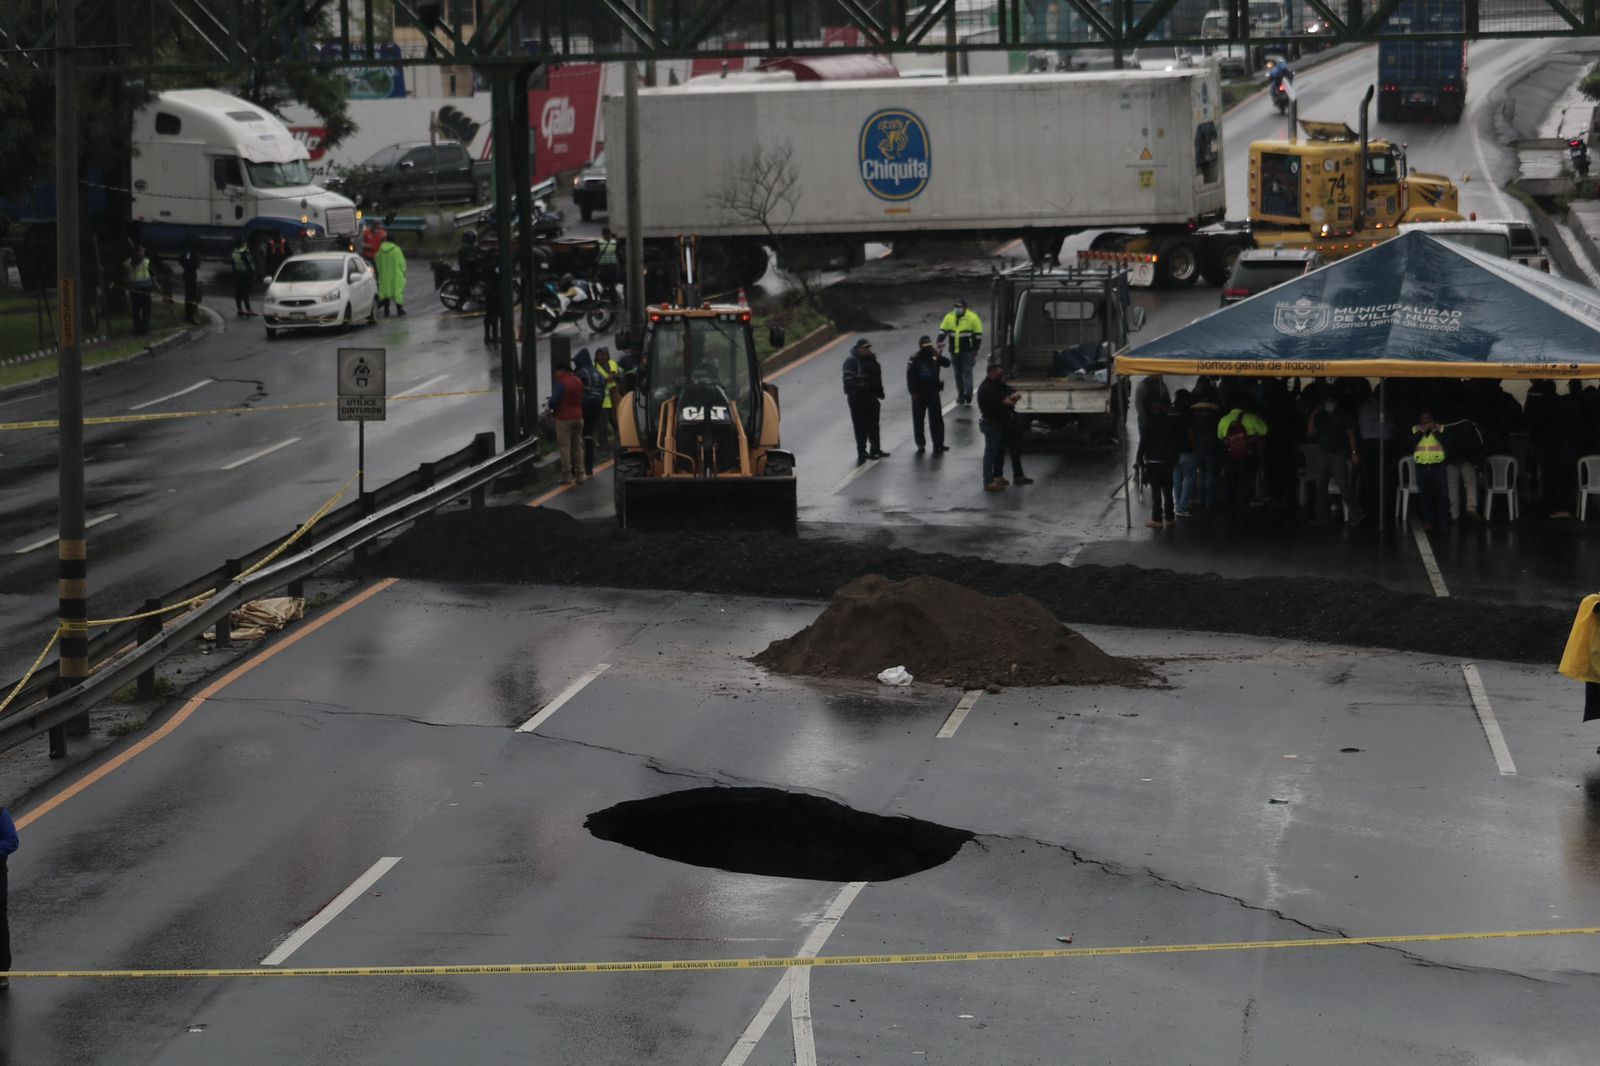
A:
[481,259,501,342]
[905,343,950,451]
[178,245,201,323]
[842,345,886,462]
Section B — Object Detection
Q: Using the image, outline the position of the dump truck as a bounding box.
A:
[1086,99,1462,283]
[604,69,1227,292]
[612,289,797,534]
[988,264,1146,437]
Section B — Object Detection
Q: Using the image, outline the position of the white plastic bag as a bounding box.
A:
[877,666,913,686]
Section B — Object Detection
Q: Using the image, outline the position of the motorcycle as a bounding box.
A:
[431,260,522,312]
[1268,63,1294,115]
[1570,137,1590,178]
[535,279,617,335]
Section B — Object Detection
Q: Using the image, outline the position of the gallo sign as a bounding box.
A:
[526,64,602,183]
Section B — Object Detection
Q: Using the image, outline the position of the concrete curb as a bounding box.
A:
[761,322,837,374]
[0,325,204,401]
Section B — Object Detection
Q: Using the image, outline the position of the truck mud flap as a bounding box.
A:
[619,476,798,535]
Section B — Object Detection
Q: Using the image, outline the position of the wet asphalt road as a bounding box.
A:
[5,40,1600,1065]
[5,584,1599,1063]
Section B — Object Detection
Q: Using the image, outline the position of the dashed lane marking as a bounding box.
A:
[261,857,403,966]
[221,437,301,471]
[130,378,215,411]
[7,926,1596,980]
[516,663,611,733]
[1461,663,1517,776]
[0,391,495,432]
[394,373,451,398]
[937,691,983,739]
[14,512,117,554]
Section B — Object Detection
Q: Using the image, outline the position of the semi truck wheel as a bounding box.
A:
[1200,238,1248,287]
[1156,239,1200,288]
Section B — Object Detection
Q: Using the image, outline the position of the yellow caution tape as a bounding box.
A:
[0,627,62,716]
[5,927,1596,980]
[0,390,494,432]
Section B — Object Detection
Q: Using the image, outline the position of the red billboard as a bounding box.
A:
[528,64,603,182]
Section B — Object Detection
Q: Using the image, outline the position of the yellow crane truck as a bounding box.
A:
[1083,89,1461,286]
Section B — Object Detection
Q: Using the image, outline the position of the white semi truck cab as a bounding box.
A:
[130,89,358,262]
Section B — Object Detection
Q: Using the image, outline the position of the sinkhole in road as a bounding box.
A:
[585,787,975,882]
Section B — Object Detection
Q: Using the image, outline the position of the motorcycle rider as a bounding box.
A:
[1570,136,1590,178]
[1268,60,1294,111]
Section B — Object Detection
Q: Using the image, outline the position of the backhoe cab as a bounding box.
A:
[612,302,797,533]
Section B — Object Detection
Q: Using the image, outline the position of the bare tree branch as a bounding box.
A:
[705,139,825,316]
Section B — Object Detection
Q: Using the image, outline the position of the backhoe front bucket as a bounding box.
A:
[618,475,798,535]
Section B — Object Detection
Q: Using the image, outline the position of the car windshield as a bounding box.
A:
[274,259,343,283]
[643,317,754,431]
[1428,232,1512,257]
[1232,261,1309,290]
[246,159,313,189]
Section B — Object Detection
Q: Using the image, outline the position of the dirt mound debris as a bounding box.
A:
[752,575,1150,689]
[371,506,1571,666]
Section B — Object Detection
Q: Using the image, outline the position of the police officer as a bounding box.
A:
[906,334,950,453]
[178,238,202,324]
[230,235,256,316]
[842,337,888,465]
[1408,409,1450,533]
[124,245,154,335]
[481,254,501,343]
[0,802,16,989]
[938,298,984,404]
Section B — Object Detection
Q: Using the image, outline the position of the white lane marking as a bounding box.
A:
[516,662,611,733]
[829,457,881,495]
[1059,543,1087,567]
[260,856,402,966]
[940,399,958,416]
[720,881,867,1066]
[130,378,214,411]
[1461,663,1517,776]
[1410,521,1450,598]
[789,968,818,1066]
[221,437,301,471]
[937,691,984,739]
[14,512,118,554]
[395,373,450,398]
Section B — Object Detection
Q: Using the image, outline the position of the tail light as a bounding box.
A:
[1224,288,1251,299]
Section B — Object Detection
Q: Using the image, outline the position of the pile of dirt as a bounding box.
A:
[371,506,1572,666]
[752,574,1150,689]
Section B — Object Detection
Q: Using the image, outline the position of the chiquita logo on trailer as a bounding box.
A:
[859,109,931,202]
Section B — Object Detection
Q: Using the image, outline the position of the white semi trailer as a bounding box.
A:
[130,89,359,263]
[604,69,1226,291]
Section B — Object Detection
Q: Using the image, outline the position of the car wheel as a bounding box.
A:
[264,326,276,340]
[366,296,377,324]
[341,303,352,333]
[579,204,593,222]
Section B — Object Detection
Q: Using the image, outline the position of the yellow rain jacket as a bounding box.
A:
[1558,593,1600,684]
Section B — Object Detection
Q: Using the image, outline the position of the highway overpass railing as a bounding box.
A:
[0,430,541,754]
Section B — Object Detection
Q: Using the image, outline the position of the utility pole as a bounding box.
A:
[945,0,958,78]
[623,60,645,342]
[491,73,520,447]
[55,0,89,754]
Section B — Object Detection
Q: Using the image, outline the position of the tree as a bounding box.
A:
[705,139,827,318]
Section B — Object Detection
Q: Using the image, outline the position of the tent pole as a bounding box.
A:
[1378,377,1387,533]
[1121,374,1132,530]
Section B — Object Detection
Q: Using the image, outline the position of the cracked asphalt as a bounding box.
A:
[5,582,1597,1064]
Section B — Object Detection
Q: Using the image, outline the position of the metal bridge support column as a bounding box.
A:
[491,73,522,446]
[513,63,541,442]
[623,61,646,343]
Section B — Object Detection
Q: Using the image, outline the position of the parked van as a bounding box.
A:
[130,89,359,263]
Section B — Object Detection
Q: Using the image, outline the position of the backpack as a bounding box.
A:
[579,366,605,404]
[1224,418,1252,461]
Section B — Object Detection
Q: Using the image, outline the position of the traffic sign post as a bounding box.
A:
[337,348,386,496]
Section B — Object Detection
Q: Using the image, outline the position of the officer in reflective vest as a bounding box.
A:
[596,227,621,302]
[593,346,623,444]
[1408,410,1450,532]
[230,236,256,316]
[938,299,984,405]
[124,245,154,335]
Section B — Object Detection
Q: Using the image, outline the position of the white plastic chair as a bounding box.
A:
[1395,456,1419,522]
[1580,455,1600,520]
[1484,454,1518,521]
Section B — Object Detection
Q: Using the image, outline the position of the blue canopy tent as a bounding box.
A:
[1115,232,1600,528]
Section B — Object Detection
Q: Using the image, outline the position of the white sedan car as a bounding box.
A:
[263,252,378,338]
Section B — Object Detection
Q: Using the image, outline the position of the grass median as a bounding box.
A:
[0,293,187,389]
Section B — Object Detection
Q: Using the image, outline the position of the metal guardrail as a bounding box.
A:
[0,430,542,752]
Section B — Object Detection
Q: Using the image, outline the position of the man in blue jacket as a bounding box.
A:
[1,804,16,989]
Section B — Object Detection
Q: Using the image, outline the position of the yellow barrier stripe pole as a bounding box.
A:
[5,927,1597,980]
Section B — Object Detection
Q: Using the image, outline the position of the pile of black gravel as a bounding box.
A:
[371,506,1568,666]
